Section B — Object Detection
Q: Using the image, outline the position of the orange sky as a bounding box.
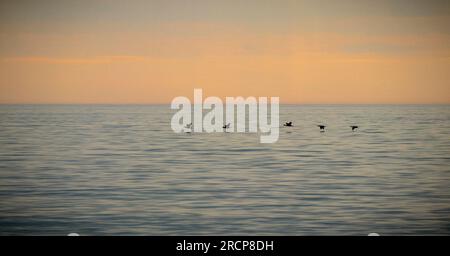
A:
[0,0,449,104]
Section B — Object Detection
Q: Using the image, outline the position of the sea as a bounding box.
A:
[0,104,449,235]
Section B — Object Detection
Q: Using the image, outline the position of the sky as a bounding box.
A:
[0,0,449,104]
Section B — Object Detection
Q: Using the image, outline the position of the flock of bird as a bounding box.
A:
[183,122,359,132]
[284,122,359,132]
[184,123,232,131]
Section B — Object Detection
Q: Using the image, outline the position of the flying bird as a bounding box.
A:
[223,123,231,129]
[318,125,326,131]
[350,125,359,131]
[283,121,293,127]
[184,123,192,133]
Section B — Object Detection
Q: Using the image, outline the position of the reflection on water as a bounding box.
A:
[0,105,449,235]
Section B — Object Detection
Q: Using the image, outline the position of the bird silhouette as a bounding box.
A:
[350,125,359,131]
[318,125,326,131]
[184,123,192,133]
[223,123,231,129]
[283,121,293,127]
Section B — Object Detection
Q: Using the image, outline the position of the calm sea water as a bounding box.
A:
[0,105,449,235]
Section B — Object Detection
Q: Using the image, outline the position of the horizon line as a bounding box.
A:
[1,103,449,106]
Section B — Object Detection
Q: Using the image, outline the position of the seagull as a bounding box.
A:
[223,123,231,129]
[318,125,326,131]
[283,121,293,127]
[350,125,359,131]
